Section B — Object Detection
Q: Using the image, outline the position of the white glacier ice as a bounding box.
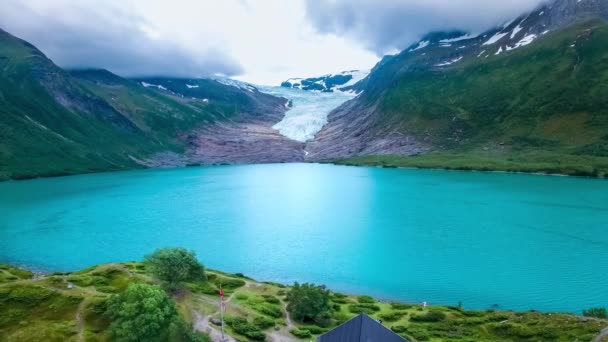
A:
[259,86,356,142]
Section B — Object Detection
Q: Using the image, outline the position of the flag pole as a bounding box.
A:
[220,285,225,341]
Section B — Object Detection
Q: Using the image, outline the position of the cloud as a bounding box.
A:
[305,0,548,55]
[0,0,243,77]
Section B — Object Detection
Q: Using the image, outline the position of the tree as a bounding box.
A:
[106,283,177,342]
[287,282,333,322]
[144,247,206,288]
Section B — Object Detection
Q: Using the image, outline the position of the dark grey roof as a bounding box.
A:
[317,314,407,342]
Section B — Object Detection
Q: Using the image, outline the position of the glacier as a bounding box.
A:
[259,85,356,142]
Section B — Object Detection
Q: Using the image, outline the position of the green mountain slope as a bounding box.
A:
[316,16,608,176]
[0,30,286,180]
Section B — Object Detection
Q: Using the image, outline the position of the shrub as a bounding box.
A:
[253,315,275,329]
[357,295,375,304]
[379,311,407,322]
[332,311,350,325]
[212,276,245,290]
[253,303,282,318]
[583,307,607,319]
[188,282,218,296]
[235,293,249,301]
[262,294,280,304]
[462,310,486,317]
[347,303,380,315]
[230,317,265,340]
[390,303,413,310]
[301,325,328,334]
[290,328,312,338]
[411,311,446,322]
[391,325,407,333]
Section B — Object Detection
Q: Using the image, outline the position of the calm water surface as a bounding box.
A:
[1,163,606,313]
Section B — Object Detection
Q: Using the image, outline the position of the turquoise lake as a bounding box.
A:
[1,163,607,313]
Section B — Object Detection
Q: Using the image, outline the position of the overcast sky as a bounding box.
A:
[0,0,546,85]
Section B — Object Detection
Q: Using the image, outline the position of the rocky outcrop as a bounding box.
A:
[304,99,428,161]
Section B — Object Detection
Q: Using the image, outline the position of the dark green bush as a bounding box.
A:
[299,325,327,334]
[253,303,282,318]
[583,307,607,319]
[230,317,265,340]
[252,315,275,329]
[348,303,380,314]
[290,328,312,338]
[357,295,375,304]
[212,276,245,290]
[379,311,407,322]
[391,325,407,333]
[410,311,446,322]
[390,303,413,310]
[262,295,280,304]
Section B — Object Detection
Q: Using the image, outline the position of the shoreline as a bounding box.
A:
[2,262,606,341]
[0,260,589,316]
[3,156,608,183]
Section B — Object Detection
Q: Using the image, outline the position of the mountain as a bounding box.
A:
[306,0,608,176]
[0,29,298,180]
[280,70,368,93]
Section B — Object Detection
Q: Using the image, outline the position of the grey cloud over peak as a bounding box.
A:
[305,0,548,55]
[0,1,243,78]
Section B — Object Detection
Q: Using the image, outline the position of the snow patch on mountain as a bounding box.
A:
[483,32,509,45]
[410,40,430,51]
[436,56,463,67]
[141,82,167,90]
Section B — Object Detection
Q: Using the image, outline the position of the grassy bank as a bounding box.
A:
[335,152,608,178]
[1,262,606,341]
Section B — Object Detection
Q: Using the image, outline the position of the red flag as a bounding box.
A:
[219,287,224,299]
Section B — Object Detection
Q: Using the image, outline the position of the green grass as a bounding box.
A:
[0,261,606,342]
[337,151,608,177]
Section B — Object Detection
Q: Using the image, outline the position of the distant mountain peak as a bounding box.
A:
[280,70,369,94]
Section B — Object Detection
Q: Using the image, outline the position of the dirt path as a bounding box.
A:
[266,299,298,342]
[75,298,89,342]
[592,327,608,342]
[193,311,236,342]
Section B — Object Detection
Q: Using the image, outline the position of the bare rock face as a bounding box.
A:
[185,119,305,164]
[305,99,429,161]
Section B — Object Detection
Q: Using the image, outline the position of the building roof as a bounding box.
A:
[317,313,407,342]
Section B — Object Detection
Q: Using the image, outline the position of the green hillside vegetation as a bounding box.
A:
[346,19,608,176]
[0,29,283,181]
[1,251,606,341]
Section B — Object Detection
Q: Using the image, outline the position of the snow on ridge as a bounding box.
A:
[510,24,524,39]
[337,70,369,89]
[439,34,476,43]
[141,82,167,90]
[186,84,199,89]
[410,40,430,51]
[215,78,256,92]
[436,56,463,67]
[483,32,509,45]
